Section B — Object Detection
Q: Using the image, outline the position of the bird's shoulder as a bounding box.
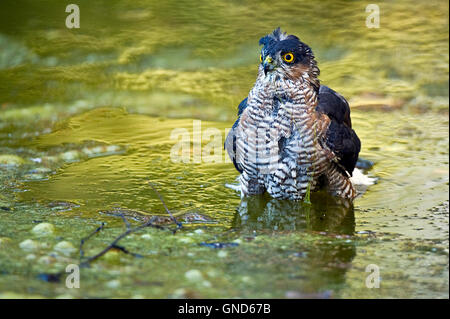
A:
[225,97,249,173]
[316,85,352,127]
[315,85,361,176]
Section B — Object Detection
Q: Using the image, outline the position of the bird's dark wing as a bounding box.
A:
[317,85,352,127]
[316,86,360,176]
[225,98,248,173]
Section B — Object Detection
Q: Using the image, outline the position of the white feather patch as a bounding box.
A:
[350,168,377,186]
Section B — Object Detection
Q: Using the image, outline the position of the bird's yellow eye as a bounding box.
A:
[282,52,294,63]
[259,54,263,63]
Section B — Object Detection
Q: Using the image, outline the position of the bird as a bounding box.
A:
[225,28,361,201]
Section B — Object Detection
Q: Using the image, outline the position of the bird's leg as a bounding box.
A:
[239,171,266,197]
[325,164,356,199]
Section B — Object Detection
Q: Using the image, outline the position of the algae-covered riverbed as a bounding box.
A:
[0,0,449,298]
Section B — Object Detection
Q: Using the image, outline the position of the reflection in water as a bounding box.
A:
[232,192,355,235]
[232,192,357,293]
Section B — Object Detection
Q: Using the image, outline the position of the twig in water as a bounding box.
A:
[148,182,183,231]
[79,216,159,267]
[79,222,105,261]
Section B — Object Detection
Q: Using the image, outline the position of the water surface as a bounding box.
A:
[0,0,448,298]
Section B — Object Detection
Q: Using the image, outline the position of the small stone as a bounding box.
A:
[32,223,55,236]
[217,251,228,258]
[25,254,36,261]
[23,173,46,180]
[0,154,26,166]
[201,280,212,288]
[105,145,121,153]
[178,237,193,243]
[59,150,80,162]
[172,288,187,298]
[105,280,121,289]
[185,269,203,282]
[38,256,56,264]
[140,234,152,240]
[54,241,76,256]
[103,250,121,263]
[194,229,204,235]
[19,239,39,251]
[241,276,252,283]
[232,238,243,244]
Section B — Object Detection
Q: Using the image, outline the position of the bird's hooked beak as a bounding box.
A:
[263,55,275,75]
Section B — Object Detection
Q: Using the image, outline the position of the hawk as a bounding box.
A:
[225,28,361,201]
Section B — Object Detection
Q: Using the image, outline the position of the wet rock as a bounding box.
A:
[38,256,57,265]
[19,239,39,251]
[23,173,45,180]
[82,145,123,158]
[178,237,193,244]
[171,288,188,299]
[105,279,121,289]
[30,167,52,174]
[25,254,36,260]
[59,150,81,162]
[32,222,55,236]
[184,269,203,281]
[54,241,76,256]
[241,276,252,284]
[217,251,228,258]
[103,250,121,263]
[0,154,26,166]
[182,213,214,224]
[47,201,79,210]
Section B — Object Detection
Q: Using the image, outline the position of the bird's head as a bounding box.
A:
[258,28,319,83]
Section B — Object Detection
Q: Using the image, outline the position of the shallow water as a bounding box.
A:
[0,0,448,298]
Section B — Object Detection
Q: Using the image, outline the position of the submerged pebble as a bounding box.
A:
[31,223,55,236]
[140,234,152,240]
[104,250,121,263]
[19,239,39,251]
[53,241,76,256]
[0,154,25,166]
[217,251,228,258]
[185,269,203,281]
[59,150,81,162]
[38,256,56,265]
[178,237,194,244]
[172,288,188,298]
[105,280,121,289]
[25,254,36,261]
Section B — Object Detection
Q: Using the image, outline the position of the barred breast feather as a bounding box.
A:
[226,76,359,200]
